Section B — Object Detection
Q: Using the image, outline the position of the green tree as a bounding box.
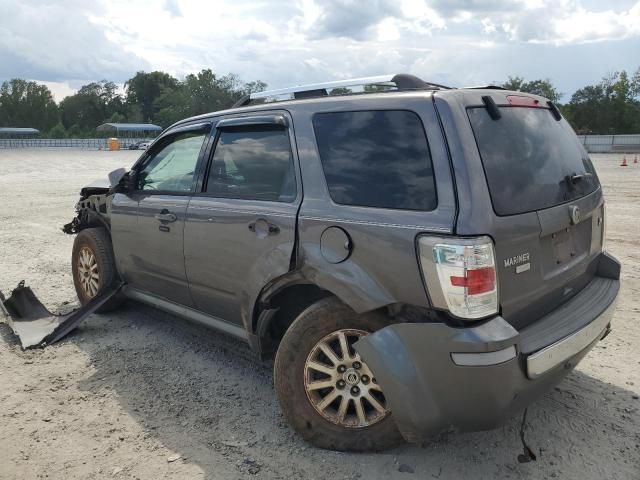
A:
[244,80,268,94]
[564,69,640,134]
[125,103,144,123]
[502,76,562,103]
[0,79,59,131]
[67,124,87,138]
[48,122,67,138]
[125,71,179,122]
[153,69,268,127]
[364,84,392,93]
[59,80,125,130]
[153,87,192,127]
[329,87,353,95]
[108,111,126,123]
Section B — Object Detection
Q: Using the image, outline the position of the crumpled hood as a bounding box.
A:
[82,178,111,190]
[79,168,127,196]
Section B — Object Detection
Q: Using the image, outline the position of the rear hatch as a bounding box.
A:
[460,93,605,329]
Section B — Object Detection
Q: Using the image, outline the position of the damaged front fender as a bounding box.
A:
[1,281,122,349]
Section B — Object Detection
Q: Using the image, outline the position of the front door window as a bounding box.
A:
[138,131,207,193]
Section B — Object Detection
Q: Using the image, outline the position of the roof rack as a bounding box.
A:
[232,74,452,108]
[463,85,506,90]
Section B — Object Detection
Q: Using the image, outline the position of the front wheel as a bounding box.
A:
[71,228,123,313]
[274,298,403,451]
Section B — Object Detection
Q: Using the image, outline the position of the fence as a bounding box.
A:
[3,134,640,153]
[577,134,640,153]
[0,138,153,150]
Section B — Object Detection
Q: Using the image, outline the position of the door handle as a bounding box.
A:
[155,211,177,223]
[248,219,280,236]
[268,224,280,234]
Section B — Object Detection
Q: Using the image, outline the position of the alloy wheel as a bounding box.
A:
[77,246,100,298]
[303,329,389,428]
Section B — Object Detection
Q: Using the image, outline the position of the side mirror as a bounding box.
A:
[108,168,127,188]
[109,169,137,194]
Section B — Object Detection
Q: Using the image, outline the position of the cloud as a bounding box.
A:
[2,0,640,103]
[428,0,523,15]
[423,0,640,45]
[0,0,149,84]
[440,0,640,45]
[308,0,403,40]
[164,0,182,17]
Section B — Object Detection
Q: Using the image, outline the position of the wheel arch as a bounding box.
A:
[250,275,332,357]
[250,269,398,358]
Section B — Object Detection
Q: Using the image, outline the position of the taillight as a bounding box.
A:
[450,267,496,295]
[418,236,499,320]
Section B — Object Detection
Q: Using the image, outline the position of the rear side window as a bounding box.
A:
[206,126,296,202]
[313,110,437,211]
[468,107,599,216]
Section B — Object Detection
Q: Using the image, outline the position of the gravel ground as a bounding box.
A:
[0,149,639,480]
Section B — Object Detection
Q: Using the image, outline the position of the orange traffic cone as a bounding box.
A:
[621,156,628,166]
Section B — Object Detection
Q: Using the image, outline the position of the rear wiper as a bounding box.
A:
[564,172,593,191]
[568,172,593,184]
[547,101,562,121]
[482,95,501,120]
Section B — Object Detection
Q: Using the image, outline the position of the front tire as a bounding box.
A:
[274,297,403,451]
[71,227,122,313]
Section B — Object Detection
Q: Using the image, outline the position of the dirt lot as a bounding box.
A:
[0,149,638,480]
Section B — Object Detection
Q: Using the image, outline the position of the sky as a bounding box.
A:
[1,0,639,102]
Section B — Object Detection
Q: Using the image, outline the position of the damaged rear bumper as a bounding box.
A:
[354,258,620,443]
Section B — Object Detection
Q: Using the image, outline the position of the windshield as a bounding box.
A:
[468,106,599,216]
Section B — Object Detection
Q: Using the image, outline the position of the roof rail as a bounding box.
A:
[463,85,506,90]
[232,73,451,108]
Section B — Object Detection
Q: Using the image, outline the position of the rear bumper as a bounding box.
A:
[354,252,620,442]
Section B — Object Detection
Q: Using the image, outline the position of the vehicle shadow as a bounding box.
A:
[69,303,639,480]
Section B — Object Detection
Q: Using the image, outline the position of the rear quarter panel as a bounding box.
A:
[293,93,457,312]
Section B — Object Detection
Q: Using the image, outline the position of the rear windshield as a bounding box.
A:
[468,107,599,216]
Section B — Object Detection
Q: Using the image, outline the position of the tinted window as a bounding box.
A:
[468,107,599,216]
[138,131,207,192]
[313,110,436,211]
[206,127,296,202]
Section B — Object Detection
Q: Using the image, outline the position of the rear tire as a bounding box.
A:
[274,297,403,451]
[71,228,123,313]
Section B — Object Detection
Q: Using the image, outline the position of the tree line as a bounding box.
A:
[502,68,640,134]
[0,70,266,138]
[1,68,639,137]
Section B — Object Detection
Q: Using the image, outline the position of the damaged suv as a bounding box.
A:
[56,75,620,450]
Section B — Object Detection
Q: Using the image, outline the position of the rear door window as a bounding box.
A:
[313,110,437,211]
[205,126,296,202]
[468,107,599,216]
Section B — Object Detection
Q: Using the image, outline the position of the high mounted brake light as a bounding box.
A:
[505,96,562,120]
[418,236,499,320]
[506,95,542,107]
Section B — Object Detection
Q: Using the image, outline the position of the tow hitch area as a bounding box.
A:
[0,281,122,349]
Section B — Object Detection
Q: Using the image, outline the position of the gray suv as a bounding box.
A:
[64,74,620,451]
